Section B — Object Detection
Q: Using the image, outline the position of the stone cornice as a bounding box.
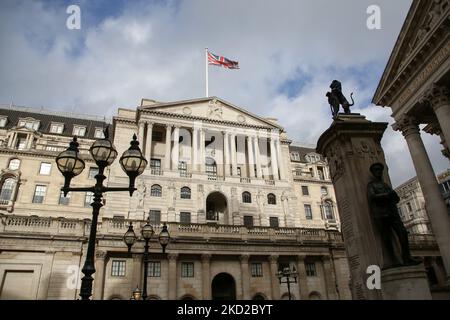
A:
[140,109,276,131]
[0,148,96,162]
[373,1,450,107]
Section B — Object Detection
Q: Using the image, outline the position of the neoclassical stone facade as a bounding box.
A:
[373,0,450,283]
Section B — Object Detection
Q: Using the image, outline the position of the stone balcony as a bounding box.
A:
[1,214,345,245]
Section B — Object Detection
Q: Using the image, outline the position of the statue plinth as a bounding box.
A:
[381,265,432,300]
[317,114,431,299]
[317,114,386,299]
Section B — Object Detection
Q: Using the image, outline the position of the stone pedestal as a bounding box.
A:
[381,265,432,300]
[317,114,389,300]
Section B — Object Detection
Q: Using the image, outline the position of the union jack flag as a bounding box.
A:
[208,51,239,69]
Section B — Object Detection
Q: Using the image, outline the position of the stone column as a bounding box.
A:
[223,131,230,176]
[394,115,450,280]
[200,129,206,173]
[269,137,279,180]
[322,256,338,300]
[201,254,211,299]
[173,126,180,171]
[138,121,145,149]
[192,128,198,173]
[145,122,153,164]
[275,138,285,180]
[164,124,172,171]
[269,255,280,300]
[422,84,450,155]
[230,133,238,176]
[253,136,263,178]
[240,254,250,299]
[296,255,309,300]
[246,136,255,178]
[93,251,107,300]
[167,253,178,300]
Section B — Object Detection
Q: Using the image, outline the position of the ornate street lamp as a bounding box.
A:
[56,129,147,300]
[123,221,170,300]
[130,286,142,300]
[277,266,298,300]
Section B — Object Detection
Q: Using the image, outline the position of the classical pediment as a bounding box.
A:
[373,0,450,106]
[139,97,283,130]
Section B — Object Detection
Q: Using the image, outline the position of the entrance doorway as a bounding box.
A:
[211,273,236,300]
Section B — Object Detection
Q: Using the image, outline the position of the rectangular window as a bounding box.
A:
[318,167,325,180]
[85,192,94,207]
[88,167,99,179]
[94,128,105,138]
[301,186,309,196]
[150,159,161,169]
[180,212,191,224]
[0,117,7,127]
[243,215,254,228]
[149,210,161,225]
[50,123,64,134]
[269,217,279,228]
[111,260,126,277]
[152,131,163,142]
[46,145,63,152]
[39,162,52,175]
[305,262,317,277]
[148,261,161,277]
[304,204,313,220]
[73,126,86,137]
[59,191,70,205]
[181,262,194,278]
[251,263,263,277]
[290,152,300,161]
[32,185,47,204]
[16,134,27,150]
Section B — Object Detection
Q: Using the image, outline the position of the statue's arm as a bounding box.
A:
[367,183,390,200]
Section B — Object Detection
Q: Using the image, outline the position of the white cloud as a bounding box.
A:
[0,0,447,185]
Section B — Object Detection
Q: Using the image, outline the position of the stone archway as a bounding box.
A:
[206,191,228,224]
[211,273,236,300]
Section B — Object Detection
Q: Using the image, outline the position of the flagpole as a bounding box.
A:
[205,47,209,97]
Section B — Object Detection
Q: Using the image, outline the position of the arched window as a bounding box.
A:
[324,202,334,220]
[0,178,16,202]
[267,193,276,205]
[150,184,162,197]
[242,191,251,203]
[321,186,328,196]
[8,158,21,170]
[181,186,191,199]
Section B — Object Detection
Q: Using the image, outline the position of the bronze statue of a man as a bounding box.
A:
[367,162,419,268]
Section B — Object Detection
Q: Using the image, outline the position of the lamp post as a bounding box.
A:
[56,131,147,300]
[123,222,170,300]
[277,266,298,300]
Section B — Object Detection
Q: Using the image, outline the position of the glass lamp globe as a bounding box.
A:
[123,223,137,252]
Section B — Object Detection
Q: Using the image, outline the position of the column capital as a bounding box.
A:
[166,123,174,128]
[138,120,146,126]
[268,255,279,263]
[240,254,250,262]
[201,253,212,261]
[174,125,181,129]
[392,115,420,138]
[420,84,450,110]
[168,253,179,261]
[95,250,107,260]
[297,254,307,262]
[147,121,154,127]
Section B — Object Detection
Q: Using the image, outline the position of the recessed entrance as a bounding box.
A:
[211,273,236,300]
[206,191,228,224]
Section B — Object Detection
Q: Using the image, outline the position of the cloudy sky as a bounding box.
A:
[0,0,448,187]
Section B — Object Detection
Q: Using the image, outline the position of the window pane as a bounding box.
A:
[151,185,162,197]
[148,262,161,277]
[111,260,126,277]
[269,217,279,228]
[88,167,99,179]
[59,191,70,205]
[39,162,52,175]
[0,178,16,201]
[149,210,161,225]
[32,185,47,203]
[181,187,191,199]
[180,212,191,224]
[8,159,20,170]
[251,263,263,277]
[304,204,312,220]
[305,262,317,276]
[85,192,94,207]
[94,129,104,138]
[302,186,309,196]
[244,216,254,228]
[181,262,194,278]
[268,193,276,205]
[0,117,7,127]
